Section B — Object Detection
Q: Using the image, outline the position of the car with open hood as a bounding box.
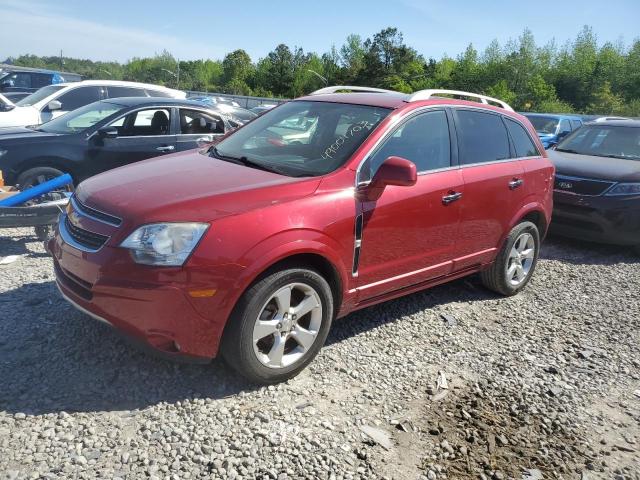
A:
[50,86,553,384]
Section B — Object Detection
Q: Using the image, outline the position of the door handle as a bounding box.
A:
[509,178,524,190]
[156,145,175,152]
[442,191,463,205]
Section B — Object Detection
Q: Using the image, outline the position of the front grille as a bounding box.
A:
[554,175,615,196]
[64,215,109,250]
[72,197,122,226]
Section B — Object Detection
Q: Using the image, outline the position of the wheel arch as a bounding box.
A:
[509,202,549,239]
[12,157,78,186]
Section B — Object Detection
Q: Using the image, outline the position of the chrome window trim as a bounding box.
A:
[58,212,109,253]
[71,196,122,227]
[354,104,542,188]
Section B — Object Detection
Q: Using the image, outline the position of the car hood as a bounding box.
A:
[0,126,62,141]
[76,149,322,224]
[548,149,640,182]
[0,106,39,128]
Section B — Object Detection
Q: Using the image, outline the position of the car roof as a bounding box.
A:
[54,79,181,92]
[294,92,532,123]
[296,92,409,109]
[584,119,640,127]
[103,97,224,108]
[521,112,583,120]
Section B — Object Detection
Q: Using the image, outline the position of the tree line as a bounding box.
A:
[7,26,640,115]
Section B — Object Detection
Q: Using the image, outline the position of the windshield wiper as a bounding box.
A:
[209,146,291,176]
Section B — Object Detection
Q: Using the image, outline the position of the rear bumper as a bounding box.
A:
[552,191,640,245]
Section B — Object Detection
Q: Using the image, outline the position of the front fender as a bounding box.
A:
[232,228,350,301]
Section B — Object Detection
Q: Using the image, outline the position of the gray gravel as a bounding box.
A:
[1,227,639,480]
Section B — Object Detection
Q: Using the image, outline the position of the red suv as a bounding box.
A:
[50,87,554,383]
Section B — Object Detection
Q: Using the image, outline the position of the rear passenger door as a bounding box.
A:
[452,109,525,270]
[504,117,548,215]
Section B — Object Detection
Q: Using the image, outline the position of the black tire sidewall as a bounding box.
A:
[222,268,334,384]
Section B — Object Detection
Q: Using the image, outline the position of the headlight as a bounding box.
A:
[0,149,8,158]
[120,223,209,266]
[605,183,640,196]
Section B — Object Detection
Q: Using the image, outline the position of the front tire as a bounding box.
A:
[481,221,540,296]
[221,268,334,384]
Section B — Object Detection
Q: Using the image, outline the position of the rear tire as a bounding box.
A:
[221,268,334,384]
[481,221,540,296]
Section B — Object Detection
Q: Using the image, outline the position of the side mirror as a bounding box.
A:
[371,156,417,188]
[47,100,62,111]
[97,126,118,139]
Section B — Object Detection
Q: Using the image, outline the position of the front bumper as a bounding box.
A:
[552,191,640,246]
[49,213,238,360]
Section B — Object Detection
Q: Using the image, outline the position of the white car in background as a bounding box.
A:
[0,80,185,128]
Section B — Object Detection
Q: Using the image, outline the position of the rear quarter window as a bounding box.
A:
[505,119,539,157]
[455,110,510,164]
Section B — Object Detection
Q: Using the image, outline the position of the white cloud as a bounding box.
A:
[0,0,227,62]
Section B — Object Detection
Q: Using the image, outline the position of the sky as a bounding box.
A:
[1,0,639,63]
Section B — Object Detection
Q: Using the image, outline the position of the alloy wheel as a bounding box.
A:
[252,282,323,369]
[506,232,536,286]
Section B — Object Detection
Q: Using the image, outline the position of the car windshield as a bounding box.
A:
[209,100,390,177]
[526,115,559,135]
[37,100,122,134]
[556,124,640,160]
[15,85,65,106]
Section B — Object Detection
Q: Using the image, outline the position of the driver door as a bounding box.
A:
[87,107,177,177]
[354,109,464,300]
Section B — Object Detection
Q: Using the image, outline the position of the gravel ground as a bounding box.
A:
[0,227,638,480]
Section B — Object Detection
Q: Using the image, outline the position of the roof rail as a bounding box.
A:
[408,89,514,111]
[309,85,398,95]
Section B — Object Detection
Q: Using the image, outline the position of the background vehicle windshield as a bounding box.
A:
[212,100,390,176]
[15,85,65,107]
[557,124,640,160]
[38,101,122,134]
[526,115,559,134]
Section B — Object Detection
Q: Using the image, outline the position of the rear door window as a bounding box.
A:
[455,110,510,164]
[179,109,225,134]
[505,119,539,158]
